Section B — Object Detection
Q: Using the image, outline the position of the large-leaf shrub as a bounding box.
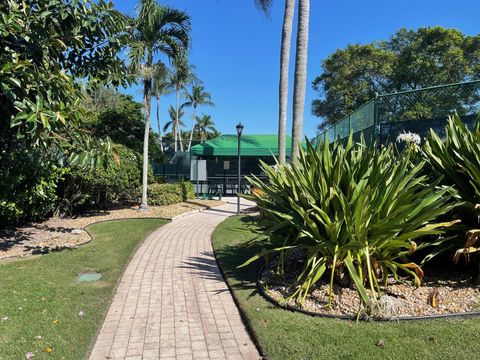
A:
[244,137,457,307]
[57,145,142,215]
[0,145,65,227]
[0,0,131,170]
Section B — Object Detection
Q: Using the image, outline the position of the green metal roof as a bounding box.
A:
[191,134,294,156]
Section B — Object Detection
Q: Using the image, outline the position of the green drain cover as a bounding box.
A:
[78,273,102,282]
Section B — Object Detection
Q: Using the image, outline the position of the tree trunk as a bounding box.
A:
[291,0,310,161]
[140,71,153,211]
[156,95,164,152]
[187,105,196,151]
[179,128,184,151]
[177,87,184,152]
[175,86,185,152]
[278,0,295,163]
[174,87,179,152]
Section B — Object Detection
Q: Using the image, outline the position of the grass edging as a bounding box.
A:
[212,215,480,360]
[211,228,266,359]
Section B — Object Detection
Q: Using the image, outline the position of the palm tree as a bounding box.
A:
[152,62,173,152]
[183,84,214,151]
[291,0,309,160]
[195,114,218,143]
[163,104,186,150]
[129,0,190,210]
[256,0,295,163]
[169,54,196,152]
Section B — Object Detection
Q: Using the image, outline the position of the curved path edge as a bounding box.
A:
[89,197,260,360]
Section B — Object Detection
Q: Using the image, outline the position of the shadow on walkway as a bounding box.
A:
[181,251,226,285]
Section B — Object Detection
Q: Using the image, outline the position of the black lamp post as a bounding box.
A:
[236,122,244,215]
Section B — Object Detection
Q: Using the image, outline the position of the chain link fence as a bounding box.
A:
[313,80,480,146]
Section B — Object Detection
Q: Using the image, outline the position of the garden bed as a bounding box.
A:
[259,253,480,320]
[213,215,480,359]
[0,199,223,262]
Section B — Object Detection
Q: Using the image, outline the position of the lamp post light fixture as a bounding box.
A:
[236,122,244,215]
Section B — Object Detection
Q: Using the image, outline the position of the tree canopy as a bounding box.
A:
[312,27,480,129]
[1,0,130,142]
[1,0,133,225]
[81,89,165,164]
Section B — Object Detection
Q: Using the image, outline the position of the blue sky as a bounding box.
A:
[116,0,480,138]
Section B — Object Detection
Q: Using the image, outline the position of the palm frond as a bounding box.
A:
[255,0,274,16]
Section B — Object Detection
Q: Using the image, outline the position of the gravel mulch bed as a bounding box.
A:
[260,252,480,320]
[0,200,224,263]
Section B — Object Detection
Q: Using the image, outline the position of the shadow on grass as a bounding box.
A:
[213,216,270,300]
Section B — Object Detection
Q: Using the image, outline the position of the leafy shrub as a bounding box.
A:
[57,145,142,215]
[148,184,183,206]
[424,113,480,262]
[243,137,457,308]
[147,181,195,206]
[180,180,195,200]
[0,145,64,226]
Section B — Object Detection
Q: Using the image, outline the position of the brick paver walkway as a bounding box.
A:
[89,198,261,360]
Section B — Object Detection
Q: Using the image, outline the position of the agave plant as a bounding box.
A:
[424,113,480,263]
[242,136,457,309]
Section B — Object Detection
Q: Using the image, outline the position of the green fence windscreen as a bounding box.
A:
[312,80,480,146]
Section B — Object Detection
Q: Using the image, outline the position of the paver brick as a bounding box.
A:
[89,199,260,359]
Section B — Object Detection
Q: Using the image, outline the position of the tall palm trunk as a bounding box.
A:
[278,0,295,163]
[291,0,310,161]
[187,105,196,151]
[175,86,184,152]
[140,56,153,211]
[156,95,164,152]
[179,129,184,151]
[174,87,179,152]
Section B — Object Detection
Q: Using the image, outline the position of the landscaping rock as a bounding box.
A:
[261,256,480,319]
[0,200,224,263]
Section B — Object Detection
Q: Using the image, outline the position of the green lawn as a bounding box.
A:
[212,215,480,360]
[0,218,168,359]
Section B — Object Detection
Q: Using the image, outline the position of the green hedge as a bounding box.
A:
[148,181,195,206]
[56,145,144,215]
[0,145,65,226]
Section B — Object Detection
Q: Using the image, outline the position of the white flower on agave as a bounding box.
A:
[396,131,421,145]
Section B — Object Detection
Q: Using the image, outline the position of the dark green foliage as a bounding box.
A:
[0,145,65,226]
[313,27,480,128]
[57,146,142,215]
[244,137,457,307]
[0,0,130,162]
[147,182,195,206]
[0,0,131,225]
[82,89,166,164]
[424,114,480,261]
